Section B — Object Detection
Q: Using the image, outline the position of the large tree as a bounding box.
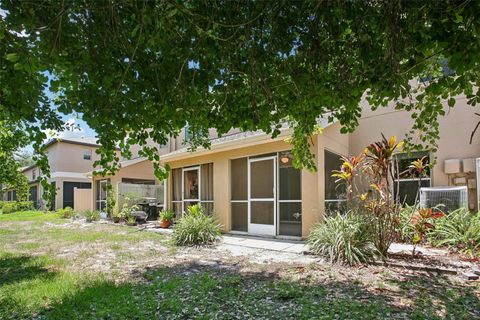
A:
[1,1,479,181]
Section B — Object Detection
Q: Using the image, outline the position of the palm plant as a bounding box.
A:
[410,208,444,255]
[332,154,364,202]
[362,134,404,257]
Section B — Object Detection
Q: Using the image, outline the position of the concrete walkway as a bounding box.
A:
[221,234,307,254]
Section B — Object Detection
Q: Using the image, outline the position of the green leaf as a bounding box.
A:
[6,53,19,62]
[447,98,455,107]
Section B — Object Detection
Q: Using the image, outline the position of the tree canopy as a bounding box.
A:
[1,1,479,182]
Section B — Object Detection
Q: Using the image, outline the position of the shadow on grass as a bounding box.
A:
[0,254,57,286]
[388,273,480,319]
[32,260,480,320]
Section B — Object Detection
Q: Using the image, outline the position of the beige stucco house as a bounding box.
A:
[157,99,479,239]
[5,98,478,239]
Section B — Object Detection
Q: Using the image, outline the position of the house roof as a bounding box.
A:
[43,137,101,149]
[118,157,149,168]
[87,157,150,177]
[161,117,333,161]
[20,164,37,172]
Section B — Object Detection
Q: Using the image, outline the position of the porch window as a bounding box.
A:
[171,168,183,216]
[394,151,431,205]
[200,163,214,213]
[231,158,248,232]
[170,163,214,217]
[278,151,302,236]
[324,150,346,216]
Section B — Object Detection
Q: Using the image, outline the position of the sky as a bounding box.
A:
[22,83,97,154]
[1,7,97,153]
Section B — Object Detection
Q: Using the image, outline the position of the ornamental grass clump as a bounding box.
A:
[56,207,77,219]
[428,209,480,258]
[85,210,101,222]
[307,212,379,265]
[172,204,222,246]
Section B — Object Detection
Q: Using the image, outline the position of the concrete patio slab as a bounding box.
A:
[222,235,307,253]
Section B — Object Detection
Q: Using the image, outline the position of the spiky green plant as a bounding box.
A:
[428,209,480,257]
[172,205,222,246]
[307,212,379,265]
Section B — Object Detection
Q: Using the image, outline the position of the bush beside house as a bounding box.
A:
[172,204,222,246]
[0,201,34,214]
[307,212,379,265]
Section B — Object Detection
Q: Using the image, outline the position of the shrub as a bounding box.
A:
[57,207,76,219]
[428,209,480,257]
[307,212,379,265]
[1,202,18,214]
[16,201,34,211]
[85,210,101,222]
[331,135,404,257]
[172,204,222,246]
[126,215,137,226]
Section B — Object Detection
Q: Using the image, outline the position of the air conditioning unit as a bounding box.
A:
[419,186,468,213]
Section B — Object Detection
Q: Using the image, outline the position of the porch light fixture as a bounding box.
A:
[280,156,290,164]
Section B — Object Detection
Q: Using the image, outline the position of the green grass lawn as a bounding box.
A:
[0,211,479,319]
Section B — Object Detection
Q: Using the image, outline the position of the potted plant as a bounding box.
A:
[158,209,175,228]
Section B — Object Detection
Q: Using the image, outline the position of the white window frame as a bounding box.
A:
[96,179,108,212]
[393,151,432,204]
[182,166,201,213]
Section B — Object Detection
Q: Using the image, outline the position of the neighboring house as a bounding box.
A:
[3,137,106,210]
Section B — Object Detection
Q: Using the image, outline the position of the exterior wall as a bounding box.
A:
[128,138,171,158]
[74,188,94,213]
[162,124,348,238]
[349,98,479,186]
[22,167,40,183]
[51,142,101,173]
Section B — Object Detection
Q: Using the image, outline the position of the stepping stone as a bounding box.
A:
[472,266,480,276]
[462,272,479,281]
